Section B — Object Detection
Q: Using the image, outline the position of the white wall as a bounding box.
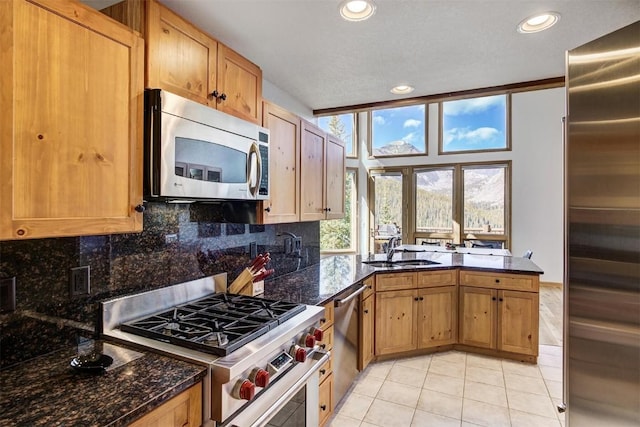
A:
[349,87,565,283]
[262,79,314,121]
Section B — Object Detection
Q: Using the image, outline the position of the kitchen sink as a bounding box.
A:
[362,259,440,268]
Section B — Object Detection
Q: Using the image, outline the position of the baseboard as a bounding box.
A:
[540,281,562,288]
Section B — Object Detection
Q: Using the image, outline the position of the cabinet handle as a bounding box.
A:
[364,309,369,314]
[419,297,424,301]
[320,405,327,411]
[367,285,372,290]
[495,279,500,283]
[320,318,326,324]
[499,297,504,302]
[492,297,497,301]
[211,90,227,101]
[134,204,145,213]
[414,297,419,301]
[320,344,326,349]
[264,206,271,212]
[320,369,326,375]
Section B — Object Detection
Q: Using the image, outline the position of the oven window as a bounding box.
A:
[175,137,247,183]
[266,389,306,426]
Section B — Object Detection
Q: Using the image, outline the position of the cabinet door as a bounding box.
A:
[146,0,217,106]
[300,121,327,222]
[459,286,496,349]
[498,290,539,355]
[261,102,300,223]
[375,290,416,355]
[129,382,202,427]
[1,0,144,240]
[417,286,458,348]
[324,134,346,219]
[358,294,375,370]
[319,373,333,427]
[217,44,262,124]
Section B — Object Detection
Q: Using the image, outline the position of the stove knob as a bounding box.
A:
[290,345,307,362]
[304,334,316,348]
[251,368,270,388]
[237,379,255,401]
[312,328,324,342]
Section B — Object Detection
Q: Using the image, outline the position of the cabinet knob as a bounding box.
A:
[364,309,369,314]
[419,297,424,301]
[264,206,271,212]
[499,297,504,302]
[492,296,497,301]
[320,369,326,375]
[134,204,145,213]
[219,92,227,101]
[319,343,326,349]
[320,405,327,411]
[495,279,500,283]
[414,297,419,301]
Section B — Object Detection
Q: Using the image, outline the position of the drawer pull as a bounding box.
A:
[499,297,504,302]
[320,405,327,411]
[320,344,326,349]
[364,309,369,314]
[320,369,326,375]
[495,279,500,283]
[492,297,497,301]
[320,318,326,324]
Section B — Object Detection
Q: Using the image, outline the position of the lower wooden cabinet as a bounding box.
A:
[417,286,458,348]
[129,382,202,427]
[358,291,375,370]
[318,372,333,427]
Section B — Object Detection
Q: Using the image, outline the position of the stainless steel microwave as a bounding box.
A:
[144,89,269,202]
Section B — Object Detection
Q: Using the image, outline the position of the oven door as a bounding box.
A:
[224,351,330,427]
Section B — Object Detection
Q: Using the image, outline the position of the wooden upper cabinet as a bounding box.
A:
[144,0,262,123]
[261,101,301,223]
[146,0,217,106]
[0,0,144,240]
[325,135,346,220]
[300,121,328,222]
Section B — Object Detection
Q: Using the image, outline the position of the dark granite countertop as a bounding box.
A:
[0,340,207,427]
[262,253,543,306]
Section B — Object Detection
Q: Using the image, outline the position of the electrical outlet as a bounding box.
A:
[70,266,90,297]
[0,277,16,313]
[293,237,302,253]
[250,241,258,259]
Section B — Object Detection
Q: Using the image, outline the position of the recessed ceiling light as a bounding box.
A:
[517,12,560,33]
[340,0,376,22]
[390,85,414,95]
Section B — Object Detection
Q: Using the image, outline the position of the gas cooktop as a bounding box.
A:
[120,293,305,356]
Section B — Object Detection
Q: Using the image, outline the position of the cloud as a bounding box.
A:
[403,119,422,128]
[443,95,504,116]
[373,115,386,125]
[444,127,501,146]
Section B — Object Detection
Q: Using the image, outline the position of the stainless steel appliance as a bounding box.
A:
[564,21,640,426]
[333,284,367,404]
[144,89,270,202]
[101,276,328,426]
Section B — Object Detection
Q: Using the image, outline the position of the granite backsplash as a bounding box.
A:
[0,202,320,369]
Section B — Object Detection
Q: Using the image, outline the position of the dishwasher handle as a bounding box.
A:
[334,285,367,307]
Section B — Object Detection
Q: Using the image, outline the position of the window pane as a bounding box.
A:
[320,170,356,251]
[371,105,426,156]
[318,114,355,157]
[442,94,507,153]
[415,169,453,233]
[463,166,505,234]
[372,173,403,253]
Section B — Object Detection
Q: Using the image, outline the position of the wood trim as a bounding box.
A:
[454,344,537,364]
[313,77,565,116]
[540,281,563,288]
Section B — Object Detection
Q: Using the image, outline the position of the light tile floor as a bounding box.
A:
[328,285,565,427]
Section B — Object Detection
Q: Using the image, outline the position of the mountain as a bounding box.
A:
[374,140,421,155]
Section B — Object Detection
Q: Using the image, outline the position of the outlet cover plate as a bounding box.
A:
[70,266,91,297]
[0,277,16,313]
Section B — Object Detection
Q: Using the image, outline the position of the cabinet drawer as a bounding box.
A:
[318,325,334,351]
[319,301,334,329]
[376,272,416,292]
[460,271,539,292]
[319,357,333,384]
[417,269,457,288]
[318,373,333,426]
[362,276,375,299]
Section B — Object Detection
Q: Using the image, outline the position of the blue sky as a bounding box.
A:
[442,95,507,152]
[372,104,426,152]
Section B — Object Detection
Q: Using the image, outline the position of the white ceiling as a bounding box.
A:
[153,1,640,111]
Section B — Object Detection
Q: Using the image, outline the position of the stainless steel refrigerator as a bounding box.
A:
[564,21,640,426]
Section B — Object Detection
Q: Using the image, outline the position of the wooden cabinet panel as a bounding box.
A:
[146,0,216,106]
[129,382,202,427]
[417,286,458,348]
[320,301,334,329]
[376,272,416,292]
[498,290,539,355]
[375,289,417,355]
[459,286,496,349]
[217,44,262,124]
[460,270,538,292]
[324,134,346,219]
[318,373,333,426]
[358,294,374,370]
[300,121,327,222]
[417,269,458,288]
[261,101,300,223]
[362,276,375,300]
[1,0,144,240]
[318,325,334,352]
[318,357,333,384]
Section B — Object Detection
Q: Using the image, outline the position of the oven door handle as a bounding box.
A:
[242,351,330,427]
[334,285,367,307]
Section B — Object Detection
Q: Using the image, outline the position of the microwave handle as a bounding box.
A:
[248,142,261,197]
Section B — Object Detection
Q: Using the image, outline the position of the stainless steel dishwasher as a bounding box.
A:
[332,283,367,405]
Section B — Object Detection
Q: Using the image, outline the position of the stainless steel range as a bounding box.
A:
[101,275,328,427]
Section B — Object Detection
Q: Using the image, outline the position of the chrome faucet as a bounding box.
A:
[387,236,399,261]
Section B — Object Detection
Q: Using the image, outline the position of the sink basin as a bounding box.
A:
[362,259,440,268]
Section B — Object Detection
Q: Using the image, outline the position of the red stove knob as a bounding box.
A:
[313,328,324,342]
[252,368,270,388]
[304,334,316,348]
[290,345,307,362]
[237,379,255,401]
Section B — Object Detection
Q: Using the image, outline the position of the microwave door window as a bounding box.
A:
[175,137,246,183]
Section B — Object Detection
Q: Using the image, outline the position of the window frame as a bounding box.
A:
[367,104,428,158]
[317,113,359,158]
[320,167,359,254]
[367,167,410,253]
[438,93,512,155]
